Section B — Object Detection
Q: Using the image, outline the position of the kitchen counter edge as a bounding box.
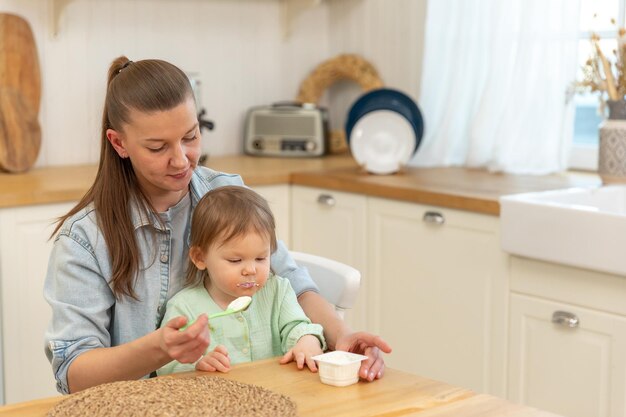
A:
[0,154,602,216]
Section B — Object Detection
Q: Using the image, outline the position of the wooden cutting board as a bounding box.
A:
[0,88,41,173]
[0,13,41,172]
[0,13,40,112]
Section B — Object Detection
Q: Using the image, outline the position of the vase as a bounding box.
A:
[598,100,626,183]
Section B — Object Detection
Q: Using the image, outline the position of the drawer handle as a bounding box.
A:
[423,211,445,225]
[317,194,336,207]
[552,311,579,328]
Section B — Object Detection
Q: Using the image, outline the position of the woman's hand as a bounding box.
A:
[335,331,392,381]
[195,345,231,373]
[279,335,323,371]
[159,314,210,364]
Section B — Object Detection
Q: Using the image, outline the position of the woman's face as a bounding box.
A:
[106,96,202,208]
[190,231,271,308]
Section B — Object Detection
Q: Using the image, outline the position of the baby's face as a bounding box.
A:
[199,231,271,305]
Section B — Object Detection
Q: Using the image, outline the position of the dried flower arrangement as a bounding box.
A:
[574,19,626,110]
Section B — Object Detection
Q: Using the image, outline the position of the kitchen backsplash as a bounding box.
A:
[0,0,425,168]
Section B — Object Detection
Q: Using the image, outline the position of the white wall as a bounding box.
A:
[325,0,426,135]
[0,0,426,167]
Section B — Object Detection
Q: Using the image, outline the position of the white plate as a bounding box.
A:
[349,110,416,174]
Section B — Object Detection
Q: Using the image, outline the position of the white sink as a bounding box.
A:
[500,186,626,276]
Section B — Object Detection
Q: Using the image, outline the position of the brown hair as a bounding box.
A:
[52,56,194,299]
[187,186,277,287]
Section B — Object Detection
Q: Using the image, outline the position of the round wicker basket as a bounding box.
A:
[296,54,384,154]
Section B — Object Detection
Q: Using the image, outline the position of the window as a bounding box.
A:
[571,0,625,170]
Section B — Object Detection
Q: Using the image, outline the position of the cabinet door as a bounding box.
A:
[368,197,501,393]
[508,293,626,417]
[291,186,368,330]
[0,203,74,404]
[253,185,291,247]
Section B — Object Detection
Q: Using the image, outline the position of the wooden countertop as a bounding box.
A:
[0,358,561,417]
[205,154,359,185]
[0,154,602,214]
[0,155,358,209]
[290,165,602,215]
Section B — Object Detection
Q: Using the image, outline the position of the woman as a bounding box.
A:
[44,56,391,394]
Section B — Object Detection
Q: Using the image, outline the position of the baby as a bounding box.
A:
[158,186,325,375]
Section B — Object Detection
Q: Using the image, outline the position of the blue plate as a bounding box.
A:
[345,88,424,155]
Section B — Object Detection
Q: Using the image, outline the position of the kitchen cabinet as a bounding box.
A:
[290,186,368,330]
[508,256,626,417]
[252,184,291,247]
[290,185,507,395]
[0,202,74,404]
[367,197,506,395]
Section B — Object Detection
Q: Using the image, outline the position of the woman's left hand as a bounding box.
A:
[335,331,392,381]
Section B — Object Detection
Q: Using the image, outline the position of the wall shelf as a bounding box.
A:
[49,0,324,39]
[48,0,76,37]
[280,0,324,38]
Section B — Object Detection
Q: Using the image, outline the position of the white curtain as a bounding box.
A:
[409,0,581,174]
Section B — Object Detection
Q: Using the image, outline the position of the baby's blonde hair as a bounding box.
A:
[186,186,277,287]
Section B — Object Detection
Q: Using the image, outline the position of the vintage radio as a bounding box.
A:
[244,102,329,157]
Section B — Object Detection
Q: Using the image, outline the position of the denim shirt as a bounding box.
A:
[43,166,318,394]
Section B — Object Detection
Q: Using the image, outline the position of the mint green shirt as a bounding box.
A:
[157,274,326,375]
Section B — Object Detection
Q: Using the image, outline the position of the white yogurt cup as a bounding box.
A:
[311,351,369,387]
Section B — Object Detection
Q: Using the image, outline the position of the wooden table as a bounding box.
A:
[0,358,561,416]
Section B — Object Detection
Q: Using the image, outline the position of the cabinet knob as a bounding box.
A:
[317,194,336,207]
[423,211,445,225]
[551,311,579,328]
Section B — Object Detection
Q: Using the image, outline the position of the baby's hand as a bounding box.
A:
[279,335,323,372]
[195,345,231,373]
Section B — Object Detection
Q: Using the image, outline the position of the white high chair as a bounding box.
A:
[289,251,361,318]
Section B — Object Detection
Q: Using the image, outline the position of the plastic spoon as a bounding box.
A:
[180,296,252,331]
[208,296,252,319]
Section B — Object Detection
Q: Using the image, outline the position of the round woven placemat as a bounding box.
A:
[47,376,297,417]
